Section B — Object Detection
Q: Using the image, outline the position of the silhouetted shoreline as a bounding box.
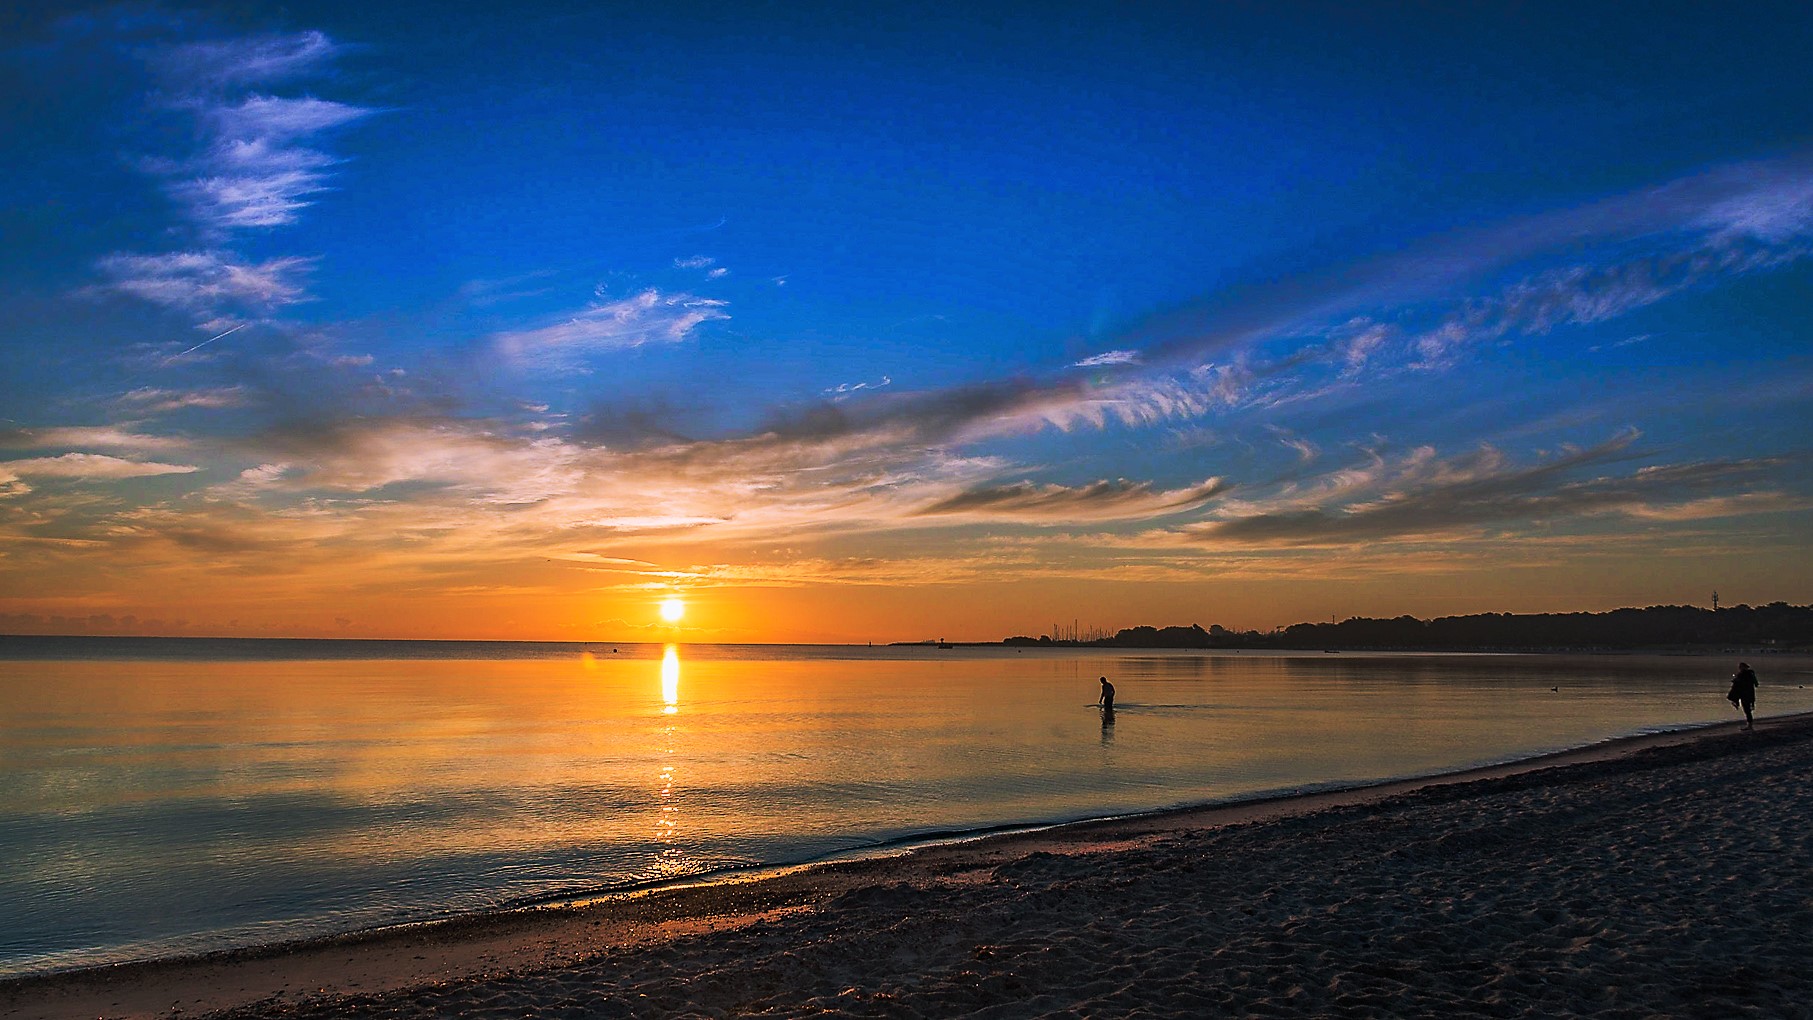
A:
[999,602,1813,652]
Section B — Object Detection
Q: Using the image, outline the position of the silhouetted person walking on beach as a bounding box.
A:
[1098,676,1115,714]
[1728,662,1758,730]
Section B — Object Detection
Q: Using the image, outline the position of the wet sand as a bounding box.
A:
[6,714,1811,1019]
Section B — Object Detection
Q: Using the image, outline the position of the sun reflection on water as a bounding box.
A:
[660,645,680,714]
[654,644,688,877]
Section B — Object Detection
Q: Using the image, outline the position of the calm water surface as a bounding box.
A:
[3,642,1810,978]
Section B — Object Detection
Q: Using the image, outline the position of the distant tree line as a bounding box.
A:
[1003,602,1813,651]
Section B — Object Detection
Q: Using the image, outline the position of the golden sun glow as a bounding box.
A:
[659,597,685,623]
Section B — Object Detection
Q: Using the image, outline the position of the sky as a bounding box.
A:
[2,1,1811,643]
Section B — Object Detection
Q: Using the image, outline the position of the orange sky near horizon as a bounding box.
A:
[2,515,1801,643]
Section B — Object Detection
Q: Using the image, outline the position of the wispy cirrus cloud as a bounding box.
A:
[1101,152,1813,379]
[1694,166,1813,243]
[1183,431,1800,548]
[251,417,583,503]
[599,154,1813,470]
[968,154,1813,440]
[116,386,248,413]
[168,113,361,231]
[1073,350,1139,367]
[0,453,200,480]
[157,29,341,86]
[495,287,728,362]
[207,94,368,141]
[1330,318,1392,375]
[94,251,312,316]
[173,412,991,546]
[458,270,557,307]
[751,371,1230,455]
[824,376,892,398]
[0,426,188,452]
[154,32,372,235]
[189,412,1754,558]
[1411,240,1809,367]
[92,27,369,324]
[1,399,1801,613]
[914,476,1228,522]
[1277,435,1319,463]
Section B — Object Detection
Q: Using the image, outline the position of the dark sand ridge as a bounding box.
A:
[5,713,1810,1019]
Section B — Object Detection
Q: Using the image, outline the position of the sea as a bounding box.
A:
[3,636,1810,980]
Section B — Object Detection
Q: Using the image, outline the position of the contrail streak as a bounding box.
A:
[165,322,247,362]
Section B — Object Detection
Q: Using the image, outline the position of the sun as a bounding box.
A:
[659,597,685,623]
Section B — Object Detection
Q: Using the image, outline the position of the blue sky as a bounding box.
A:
[2,2,1811,641]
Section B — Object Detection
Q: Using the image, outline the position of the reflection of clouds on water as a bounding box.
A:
[1084,702,1245,721]
[1111,657,1219,680]
[1113,702,1245,712]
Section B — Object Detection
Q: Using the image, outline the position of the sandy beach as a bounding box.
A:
[6,713,1812,1019]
